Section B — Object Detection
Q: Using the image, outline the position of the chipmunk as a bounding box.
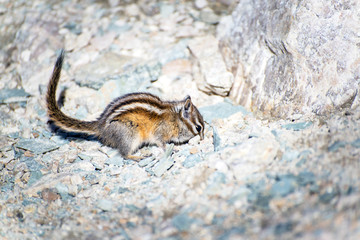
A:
[46,49,205,160]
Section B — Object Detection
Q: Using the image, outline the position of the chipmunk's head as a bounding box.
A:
[179,96,205,141]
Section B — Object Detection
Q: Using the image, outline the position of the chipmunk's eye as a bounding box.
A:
[196,125,202,133]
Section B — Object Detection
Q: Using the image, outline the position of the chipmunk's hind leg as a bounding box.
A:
[98,122,135,158]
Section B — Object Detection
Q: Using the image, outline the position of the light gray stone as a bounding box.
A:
[282,122,313,131]
[152,145,174,177]
[188,35,233,96]
[219,0,360,117]
[97,199,113,212]
[199,101,249,123]
[16,139,62,155]
[0,88,30,104]
[182,154,202,168]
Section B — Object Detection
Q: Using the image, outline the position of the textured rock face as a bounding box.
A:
[189,35,233,96]
[218,0,360,117]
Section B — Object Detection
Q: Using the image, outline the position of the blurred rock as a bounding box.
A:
[74,52,134,90]
[0,88,30,104]
[16,139,62,155]
[282,122,313,131]
[97,199,113,212]
[153,156,174,177]
[41,188,60,202]
[27,170,43,186]
[153,144,174,177]
[188,35,233,96]
[328,141,347,152]
[172,214,195,232]
[105,155,124,167]
[274,221,294,235]
[270,175,297,197]
[195,0,208,9]
[199,100,249,123]
[212,127,221,152]
[199,8,220,24]
[20,156,44,172]
[219,0,360,117]
[296,171,315,187]
[182,154,202,168]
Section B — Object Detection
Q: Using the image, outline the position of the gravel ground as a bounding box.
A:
[1,1,360,239]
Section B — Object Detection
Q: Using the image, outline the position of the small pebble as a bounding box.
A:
[182,154,202,169]
[41,188,60,202]
[172,214,194,232]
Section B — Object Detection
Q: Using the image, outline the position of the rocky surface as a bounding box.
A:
[0,0,360,239]
[219,0,360,118]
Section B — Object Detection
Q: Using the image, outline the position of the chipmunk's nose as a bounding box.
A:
[199,131,204,141]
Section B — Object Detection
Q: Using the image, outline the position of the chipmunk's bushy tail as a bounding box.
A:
[46,49,99,135]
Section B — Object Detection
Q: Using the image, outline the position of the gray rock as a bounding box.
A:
[160,3,174,17]
[282,122,313,131]
[351,138,360,148]
[75,106,88,119]
[172,214,195,232]
[182,154,202,168]
[55,182,69,200]
[41,130,53,139]
[16,139,62,155]
[206,172,227,195]
[274,221,294,235]
[194,0,207,9]
[219,0,360,117]
[296,171,315,186]
[219,227,246,240]
[50,136,69,145]
[208,171,226,185]
[270,177,297,197]
[109,166,122,176]
[156,40,190,65]
[8,132,20,139]
[281,148,299,162]
[0,88,30,104]
[63,21,82,35]
[212,127,221,152]
[295,150,311,167]
[188,35,233,96]
[152,144,174,177]
[152,157,174,177]
[22,197,42,206]
[199,9,220,24]
[78,153,93,161]
[138,156,156,167]
[309,184,320,194]
[319,188,339,204]
[105,155,124,167]
[108,22,132,35]
[328,141,347,152]
[251,193,272,211]
[228,186,251,205]
[27,170,43,186]
[118,187,130,194]
[20,157,44,172]
[97,199,113,212]
[85,174,99,185]
[74,52,136,90]
[1,173,15,193]
[200,101,249,123]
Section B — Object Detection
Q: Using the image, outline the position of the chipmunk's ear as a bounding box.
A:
[184,95,192,111]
